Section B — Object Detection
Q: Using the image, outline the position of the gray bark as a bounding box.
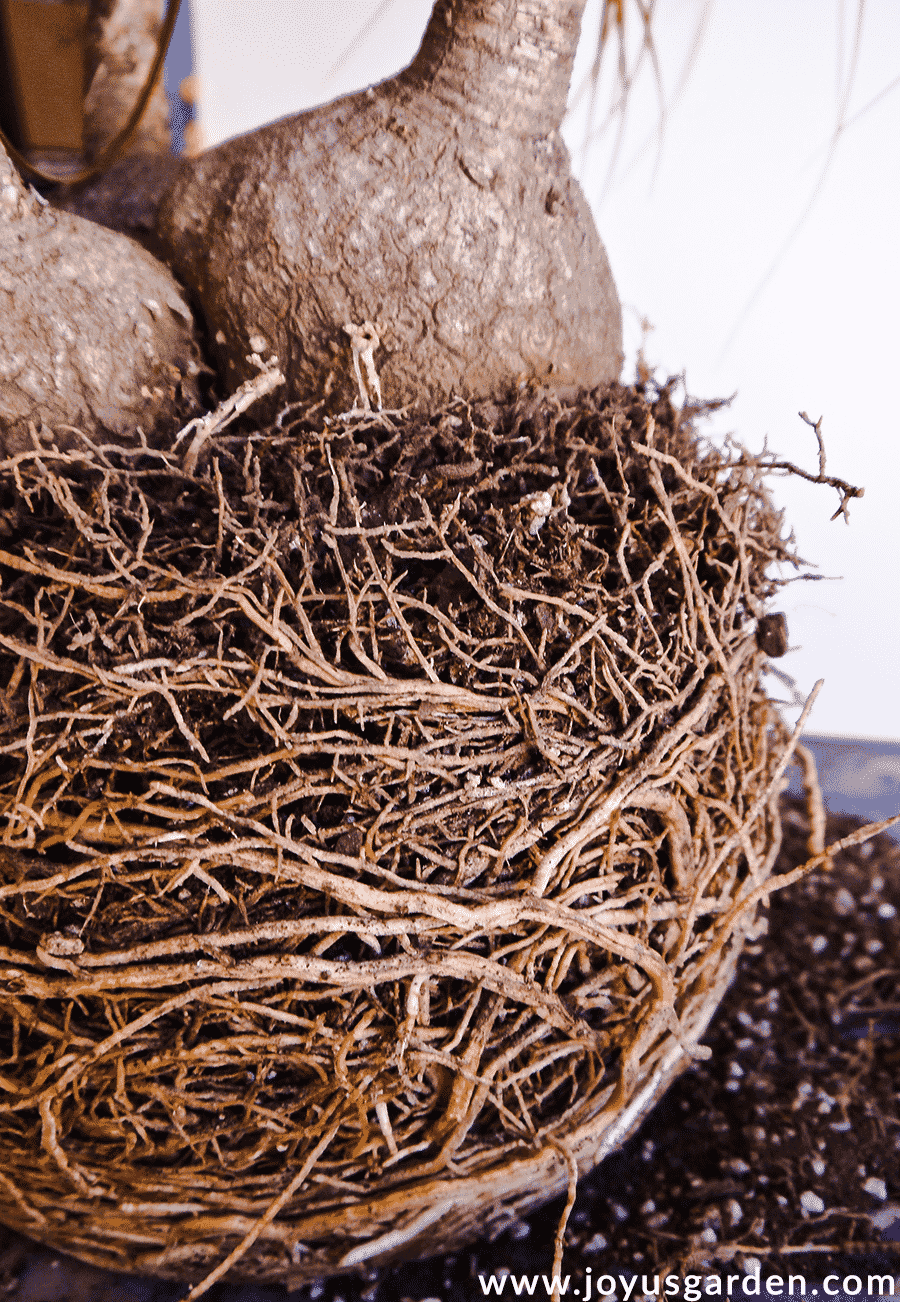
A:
[83,0,172,161]
[156,0,622,410]
[4,1,623,444]
[57,0,185,244]
[0,144,203,451]
[403,0,587,137]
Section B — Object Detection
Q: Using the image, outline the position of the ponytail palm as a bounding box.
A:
[157,0,623,409]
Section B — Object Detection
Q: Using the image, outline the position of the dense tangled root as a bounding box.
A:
[0,381,803,1283]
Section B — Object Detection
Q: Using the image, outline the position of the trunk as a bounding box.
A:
[401,0,588,138]
[4,2,620,446]
[157,0,621,410]
[83,0,172,162]
[0,140,203,451]
[56,0,186,245]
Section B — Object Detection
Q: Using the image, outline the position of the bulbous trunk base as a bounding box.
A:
[1,152,204,450]
[158,82,623,410]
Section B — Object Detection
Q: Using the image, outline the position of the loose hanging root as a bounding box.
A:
[547,1137,578,1302]
[0,379,857,1283]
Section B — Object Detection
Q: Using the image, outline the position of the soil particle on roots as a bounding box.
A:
[2,796,896,1301]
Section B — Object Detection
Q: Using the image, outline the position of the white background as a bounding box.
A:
[187,1,900,741]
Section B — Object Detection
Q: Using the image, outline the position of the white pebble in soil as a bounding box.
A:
[864,1177,888,1200]
[834,887,855,916]
[800,1191,825,1215]
[816,1090,836,1114]
[583,1232,609,1254]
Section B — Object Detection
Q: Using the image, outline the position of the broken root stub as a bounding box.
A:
[0,381,796,1285]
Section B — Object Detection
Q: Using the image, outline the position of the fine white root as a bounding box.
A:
[338,1199,457,1267]
[177,354,285,475]
[374,1099,399,1156]
[344,321,383,411]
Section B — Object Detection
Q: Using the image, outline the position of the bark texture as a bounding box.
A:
[58,0,185,245]
[83,0,171,162]
[157,0,622,409]
[58,152,187,249]
[0,147,203,451]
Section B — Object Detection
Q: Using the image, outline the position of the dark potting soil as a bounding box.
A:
[1,795,897,1302]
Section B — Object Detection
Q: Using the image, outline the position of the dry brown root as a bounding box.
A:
[0,380,811,1284]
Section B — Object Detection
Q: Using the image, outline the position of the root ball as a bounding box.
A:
[0,382,795,1285]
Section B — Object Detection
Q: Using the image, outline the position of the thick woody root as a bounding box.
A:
[0,380,801,1284]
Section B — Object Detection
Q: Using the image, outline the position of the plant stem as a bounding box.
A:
[400,0,589,138]
[84,0,171,161]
